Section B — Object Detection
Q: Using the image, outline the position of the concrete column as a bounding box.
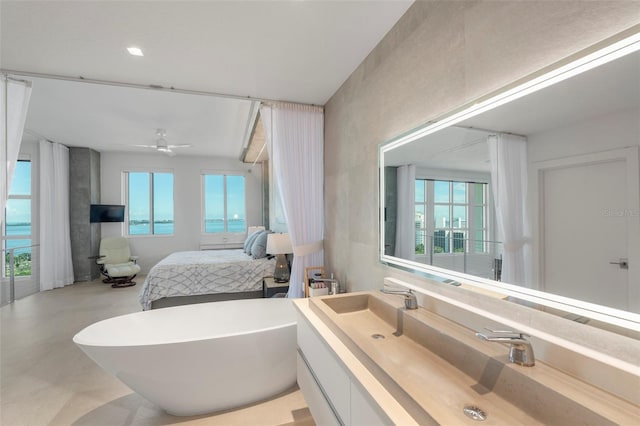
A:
[69,147,101,281]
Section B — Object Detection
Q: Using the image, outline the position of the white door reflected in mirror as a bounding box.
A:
[538,150,636,312]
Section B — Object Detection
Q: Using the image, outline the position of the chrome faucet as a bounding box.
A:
[475,329,535,366]
[380,288,418,310]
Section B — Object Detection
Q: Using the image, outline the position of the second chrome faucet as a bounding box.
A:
[476,329,535,366]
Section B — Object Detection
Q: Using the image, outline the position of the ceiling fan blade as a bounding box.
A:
[129,130,189,155]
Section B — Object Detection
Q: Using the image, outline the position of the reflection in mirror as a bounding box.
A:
[380,31,640,334]
[385,126,503,282]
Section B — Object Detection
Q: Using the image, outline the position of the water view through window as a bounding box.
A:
[127,172,174,235]
[204,174,246,233]
[4,161,32,276]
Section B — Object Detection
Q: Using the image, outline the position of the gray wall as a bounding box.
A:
[324,0,640,292]
[69,147,101,281]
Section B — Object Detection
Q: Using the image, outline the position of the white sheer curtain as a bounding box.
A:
[260,103,324,298]
[395,164,416,260]
[488,133,531,287]
[1,76,32,228]
[39,141,74,290]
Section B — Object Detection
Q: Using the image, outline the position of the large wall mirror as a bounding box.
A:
[379,28,640,336]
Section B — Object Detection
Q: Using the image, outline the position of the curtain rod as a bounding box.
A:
[260,100,324,113]
[433,136,490,156]
[23,128,62,146]
[2,74,32,86]
[0,68,322,109]
[452,124,525,138]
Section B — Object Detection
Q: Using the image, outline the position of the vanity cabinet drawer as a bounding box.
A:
[350,382,390,426]
[297,352,341,426]
[297,313,351,423]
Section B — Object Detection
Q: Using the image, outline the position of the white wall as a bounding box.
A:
[100,152,263,273]
[527,108,639,163]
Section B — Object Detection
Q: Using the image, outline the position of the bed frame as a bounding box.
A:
[150,290,264,309]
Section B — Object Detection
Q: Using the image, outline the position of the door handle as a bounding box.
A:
[609,258,629,269]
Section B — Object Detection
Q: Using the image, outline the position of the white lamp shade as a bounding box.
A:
[266,233,292,255]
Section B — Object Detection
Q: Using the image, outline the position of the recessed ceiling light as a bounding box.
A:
[127,47,144,57]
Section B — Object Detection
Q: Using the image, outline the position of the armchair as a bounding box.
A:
[96,236,141,288]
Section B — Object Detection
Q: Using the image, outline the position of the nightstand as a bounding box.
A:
[263,277,289,298]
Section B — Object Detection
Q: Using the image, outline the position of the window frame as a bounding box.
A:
[415,178,491,258]
[124,170,175,237]
[201,172,247,235]
[3,158,33,277]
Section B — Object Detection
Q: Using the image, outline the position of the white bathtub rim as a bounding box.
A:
[73,298,296,347]
[73,321,297,347]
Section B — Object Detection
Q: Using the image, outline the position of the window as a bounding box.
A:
[203,174,246,233]
[3,160,32,276]
[415,179,488,255]
[125,172,174,235]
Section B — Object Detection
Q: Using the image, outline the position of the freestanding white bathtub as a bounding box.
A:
[73,298,297,416]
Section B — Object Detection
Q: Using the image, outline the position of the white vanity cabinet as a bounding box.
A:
[295,308,391,426]
[297,353,341,426]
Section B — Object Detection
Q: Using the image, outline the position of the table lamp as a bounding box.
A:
[266,233,292,283]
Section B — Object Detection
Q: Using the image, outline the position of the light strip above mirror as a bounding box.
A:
[381,28,640,156]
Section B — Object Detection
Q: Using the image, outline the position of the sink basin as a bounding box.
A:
[309,291,632,425]
[319,292,400,328]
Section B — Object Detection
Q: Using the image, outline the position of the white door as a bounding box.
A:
[540,149,639,312]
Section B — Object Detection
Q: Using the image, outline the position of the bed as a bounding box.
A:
[139,249,276,310]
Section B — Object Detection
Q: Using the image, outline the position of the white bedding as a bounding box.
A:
[139,250,276,310]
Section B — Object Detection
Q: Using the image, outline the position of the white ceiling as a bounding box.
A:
[1,0,413,158]
[23,77,258,157]
[386,49,640,171]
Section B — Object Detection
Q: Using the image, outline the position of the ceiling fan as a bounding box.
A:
[134,129,191,156]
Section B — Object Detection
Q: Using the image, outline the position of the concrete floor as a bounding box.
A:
[0,277,313,426]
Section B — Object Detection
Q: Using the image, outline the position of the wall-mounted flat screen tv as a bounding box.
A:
[90,204,125,223]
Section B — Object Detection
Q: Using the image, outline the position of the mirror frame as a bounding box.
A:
[379,27,640,333]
